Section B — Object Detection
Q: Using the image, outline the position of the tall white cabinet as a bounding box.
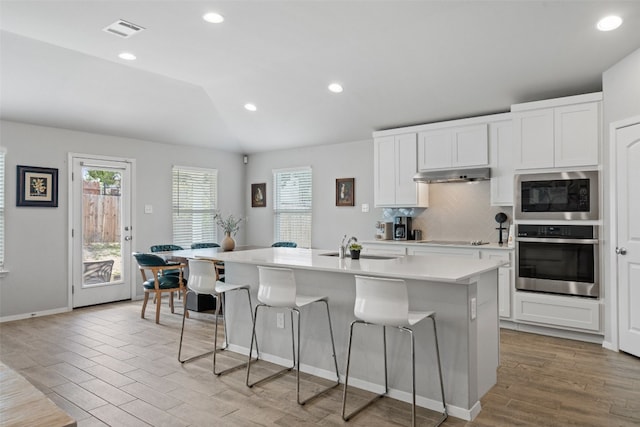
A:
[373,133,428,207]
[512,93,601,170]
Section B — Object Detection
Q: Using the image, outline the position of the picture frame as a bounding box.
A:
[336,178,355,206]
[16,165,59,207]
[251,183,267,207]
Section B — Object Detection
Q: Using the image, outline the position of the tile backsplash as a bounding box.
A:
[410,181,512,243]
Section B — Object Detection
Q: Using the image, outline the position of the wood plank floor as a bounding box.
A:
[1,300,638,426]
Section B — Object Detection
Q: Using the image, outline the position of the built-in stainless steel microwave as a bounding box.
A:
[514,171,599,221]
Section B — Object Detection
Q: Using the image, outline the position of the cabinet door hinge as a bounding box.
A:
[72,285,74,294]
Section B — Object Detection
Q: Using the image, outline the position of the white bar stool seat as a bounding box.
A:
[342,275,448,427]
[178,258,258,375]
[246,266,340,405]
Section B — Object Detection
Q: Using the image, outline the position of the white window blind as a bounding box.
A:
[273,167,312,248]
[0,149,4,267]
[172,166,218,248]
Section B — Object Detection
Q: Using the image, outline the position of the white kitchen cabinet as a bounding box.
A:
[512,93,601,170]
[489,119,514,206]
[554,102,599,167]
[417,124,488,170]
[374,134,429,207]
[514,292,600,332]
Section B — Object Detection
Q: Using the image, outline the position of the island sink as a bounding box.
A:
[320,252,398,260]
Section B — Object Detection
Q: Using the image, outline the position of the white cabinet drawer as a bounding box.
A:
[514,292,600,331]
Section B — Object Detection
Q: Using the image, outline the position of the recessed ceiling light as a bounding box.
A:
[118,52,136,61]
[244,103,257,112]
[328,83,343,93]
[597,15,622,31]
[203,12,224,24]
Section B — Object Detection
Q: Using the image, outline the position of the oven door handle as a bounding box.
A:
[517,237,599,244]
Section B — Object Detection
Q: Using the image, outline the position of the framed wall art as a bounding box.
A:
[16,165,59,207]
[251,183,266,207]
[336,178,354,206]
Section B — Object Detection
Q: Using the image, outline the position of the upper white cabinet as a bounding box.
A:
[374,133,429,207]
[512,93,601,170]
[418,124,488,170]
[489,119,514,206]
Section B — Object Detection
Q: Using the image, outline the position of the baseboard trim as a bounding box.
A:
[500,320,604,344]
[227,343,478,421]
[0,307,70,323]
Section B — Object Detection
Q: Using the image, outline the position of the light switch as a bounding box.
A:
[144,204,153,214]
[361,203,369,213]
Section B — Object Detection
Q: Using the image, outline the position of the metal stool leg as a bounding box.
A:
[430,314,448,426]
[213,288,260,375]
[342,322,387,421]
[246,304,295,388]
[178,292,215,363]
[296,299,341,405]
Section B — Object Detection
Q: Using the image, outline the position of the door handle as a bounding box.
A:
[616,247,627,255]
[124,236,132,241]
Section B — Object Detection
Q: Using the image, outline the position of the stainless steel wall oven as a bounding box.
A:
[516,224,599,298]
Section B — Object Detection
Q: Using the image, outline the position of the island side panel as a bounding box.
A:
[223,261,487,412]
[476,269,500,398]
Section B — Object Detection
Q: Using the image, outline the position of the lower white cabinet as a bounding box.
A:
[514,292,600,332]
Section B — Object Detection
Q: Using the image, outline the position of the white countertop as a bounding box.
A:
[211,247,506,284]
[363,239,514,250]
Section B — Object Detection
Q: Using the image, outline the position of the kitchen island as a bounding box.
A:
[210,247,504,421]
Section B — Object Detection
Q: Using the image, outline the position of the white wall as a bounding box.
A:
[243,139,382,250]
[602,47,640,343]
[0,120,244,319]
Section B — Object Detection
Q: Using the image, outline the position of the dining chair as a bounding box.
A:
[191,242,220,249]
[150,244,184,253]
[133,253,187,324]
[342,275,447,426]
[271,241,297,248]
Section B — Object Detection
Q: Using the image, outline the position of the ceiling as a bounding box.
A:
[1,1,639,154]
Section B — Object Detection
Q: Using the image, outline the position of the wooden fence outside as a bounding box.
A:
[83,194,121,243]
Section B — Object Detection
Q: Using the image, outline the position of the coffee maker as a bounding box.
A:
[393,216,412,240]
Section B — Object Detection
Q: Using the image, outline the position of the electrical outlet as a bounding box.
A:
[470,297,477,320]
[276,312,285,329]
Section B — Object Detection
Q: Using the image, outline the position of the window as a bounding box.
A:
[0,149,4,267]
[273,167,312,248]
[172,166,218,248]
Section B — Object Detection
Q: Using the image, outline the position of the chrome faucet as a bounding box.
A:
[339,235,358,258]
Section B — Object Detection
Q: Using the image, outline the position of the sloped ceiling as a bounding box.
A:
[1,1,639,153]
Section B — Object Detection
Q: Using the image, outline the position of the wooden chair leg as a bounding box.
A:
[170,292,175,313]
[141,292,149,319]
[155,291,161,324]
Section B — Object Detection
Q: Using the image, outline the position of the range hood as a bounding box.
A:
[413,167,491,183]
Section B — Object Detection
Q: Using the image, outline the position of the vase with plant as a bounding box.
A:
[214,211,243,251]
[349,243,362,260]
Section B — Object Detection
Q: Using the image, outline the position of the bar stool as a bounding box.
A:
[246,266,340,405]
[342,275,447,427]
[178,258,258,376]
